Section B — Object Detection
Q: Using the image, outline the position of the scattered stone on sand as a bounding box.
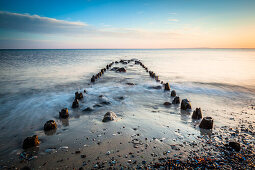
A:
[227,141,241,152]
[163,102,172,106]
[44,120,57,131]
[181,99,191,110]
[164,83,170,91]
[172,96,180,104]
[59,108,69,118]
[102,111,117,122]
[75,92,83,100]
[23,135,40,149]
[192,108,202,119]
[72,99,79,108]
[171,90,176,97]
[199,117,213,129]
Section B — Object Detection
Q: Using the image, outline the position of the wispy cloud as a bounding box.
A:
[0,11,182,39]
[168,19,179,22]
[0,11,209,48]
[0,11,88,34]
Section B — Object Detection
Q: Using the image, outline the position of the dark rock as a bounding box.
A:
[75,92,83,100]
[81,154,86,158]
[126,83,135,86]
[23,135,40,149]
[93,104,102,108]
[59,108,69,118]
[83,107,93,112]
[163,102,172,106]
[149,85,162,90]
[199,117,213,129]
[135,61,140,64]
[101,101,111,105]
[84,89,87,93]
[118,96,124,100]
[91,76,95,82]
[111,67,119,71]
[72,99,79,108]
[106,65,109,69]
[149,71,155,78]
[164,83,170,91]
[102,111,117,122]
[228,142,241,152]
[172,96,180,104]
[181,99,191,110]
[101,69,104,74]
[171,90,176,97]
[44,120,57,131]
[192,108,202,119]
[116,67,126,72]
[21,166,31,170]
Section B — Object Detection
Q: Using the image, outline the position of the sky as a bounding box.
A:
[0,0,255,49]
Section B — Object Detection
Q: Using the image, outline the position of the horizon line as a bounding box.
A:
[1,48,255,50]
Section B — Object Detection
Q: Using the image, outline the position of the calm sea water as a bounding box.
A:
[0,49,255,159]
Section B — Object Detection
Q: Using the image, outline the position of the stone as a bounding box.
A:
[102,111,117,122]
[23,135,40,149]
[91,76,95,82]
[171,90,176,97]
[59,108,69,118]
[111,67,120,71]
[172,96,180,104]
[116,67,126,72]
[72,99,79,108]
[101,69,104,74]
[199,117,213,129]
[83,107,93,112]
[163,102,172,106]
[192,108,202,119]
[75,92,83,100]
[164,83,170,91]
[44,120,57,131]
[150,85,162,90]
[228,142,241,152]
[181,99,191,110]
[126,83,135,85]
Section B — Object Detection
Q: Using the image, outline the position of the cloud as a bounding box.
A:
[0,11,88,34]
[0,11,200,48]
[168,19,179,22]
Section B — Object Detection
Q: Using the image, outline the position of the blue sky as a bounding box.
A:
[0,0,255,48]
